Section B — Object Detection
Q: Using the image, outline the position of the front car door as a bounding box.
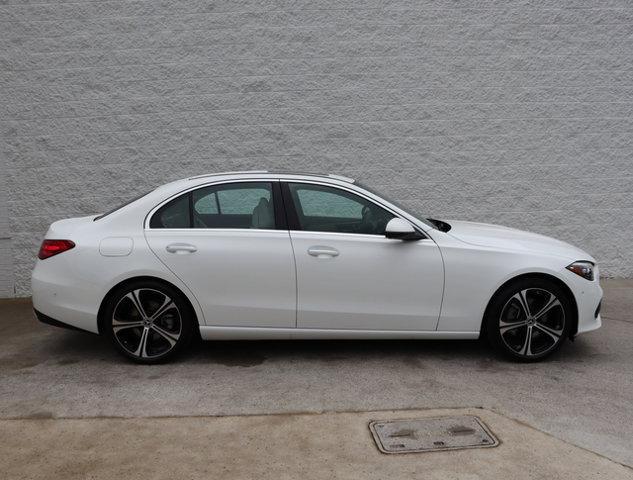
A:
[145,180,296,328]
[282,181,444,331]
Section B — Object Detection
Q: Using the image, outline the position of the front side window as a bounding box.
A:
[287,183,394,235]
[150,182,275,229]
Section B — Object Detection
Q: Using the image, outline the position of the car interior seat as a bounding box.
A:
[251,197,274,229]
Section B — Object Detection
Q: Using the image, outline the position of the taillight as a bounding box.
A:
[38,240,75,260]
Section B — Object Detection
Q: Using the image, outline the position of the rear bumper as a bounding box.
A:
[31,259,100,334]
[34,309,95,334]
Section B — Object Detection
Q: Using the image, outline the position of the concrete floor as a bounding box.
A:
[1,279,632,476]
[3,408,632,480]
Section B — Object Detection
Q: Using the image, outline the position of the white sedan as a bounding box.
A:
[32,171,602,363]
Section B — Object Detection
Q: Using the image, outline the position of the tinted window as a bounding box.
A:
[287,183,394,235]
[193,183,274,228]
[150,194,190,228]
[150,182,275,229]
[193,191,218,215]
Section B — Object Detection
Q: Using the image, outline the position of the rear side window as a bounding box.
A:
[150,182,275,229]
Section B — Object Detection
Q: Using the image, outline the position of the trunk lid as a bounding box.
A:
[45,215,97,238]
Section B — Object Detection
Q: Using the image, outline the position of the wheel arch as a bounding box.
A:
[480,272,579,339]
[97,275,201,336]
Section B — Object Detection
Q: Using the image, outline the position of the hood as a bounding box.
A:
[445,220,595,262]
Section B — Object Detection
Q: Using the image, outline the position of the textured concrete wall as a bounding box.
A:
[2,0,633,296]
[0,157,12,296]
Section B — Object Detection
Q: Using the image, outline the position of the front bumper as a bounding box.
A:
[560,266,603,336]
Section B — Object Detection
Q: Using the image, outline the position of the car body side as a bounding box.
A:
[31,173,603,339]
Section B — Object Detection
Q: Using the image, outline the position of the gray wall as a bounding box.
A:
[2,0,633,296]
[0,157,12,297]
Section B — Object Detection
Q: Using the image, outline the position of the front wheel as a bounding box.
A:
[102,280,195,364]
[485,278,573,362]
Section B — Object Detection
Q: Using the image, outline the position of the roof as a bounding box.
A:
[187,171,355,183]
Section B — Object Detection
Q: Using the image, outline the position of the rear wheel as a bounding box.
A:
[485,278,573,362]
[103,280,195,363]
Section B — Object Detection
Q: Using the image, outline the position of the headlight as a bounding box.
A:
[566,261,595,281]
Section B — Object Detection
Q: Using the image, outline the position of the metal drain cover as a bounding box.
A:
[369,415,499,454]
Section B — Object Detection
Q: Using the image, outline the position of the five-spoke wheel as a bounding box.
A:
[486,278,572,361]
[103,281,194,363]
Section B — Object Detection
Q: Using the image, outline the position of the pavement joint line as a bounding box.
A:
[602,315,633,324]
[1,404,488,421]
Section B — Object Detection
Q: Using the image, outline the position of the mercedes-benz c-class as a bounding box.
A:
[32,171,602,363]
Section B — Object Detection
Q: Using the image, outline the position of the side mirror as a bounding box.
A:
[385,218,424,241]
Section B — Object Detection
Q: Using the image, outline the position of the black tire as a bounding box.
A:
[102,279,195,364]
[484,277,573,362]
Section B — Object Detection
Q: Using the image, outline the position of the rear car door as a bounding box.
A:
[282,181,444,331]
[145,180,296,328]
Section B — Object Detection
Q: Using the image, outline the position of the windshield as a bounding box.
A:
[356,181,451,232]
[94,190,153,221]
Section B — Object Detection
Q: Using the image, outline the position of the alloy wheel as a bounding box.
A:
[498,288,566,358]
[112,288,182,360]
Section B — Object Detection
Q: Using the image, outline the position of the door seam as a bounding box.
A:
[278,181,299,328]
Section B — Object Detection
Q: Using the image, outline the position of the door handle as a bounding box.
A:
[166,243,197,254]
[307,246,339,258]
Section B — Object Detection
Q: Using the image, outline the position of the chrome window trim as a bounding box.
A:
[282,179,429,238]
[144,176,433,235]
[144,178,280,230]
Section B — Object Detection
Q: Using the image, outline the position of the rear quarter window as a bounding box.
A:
[150,194,190,228]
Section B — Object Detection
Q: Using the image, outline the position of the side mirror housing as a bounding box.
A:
[385,218,425,241]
